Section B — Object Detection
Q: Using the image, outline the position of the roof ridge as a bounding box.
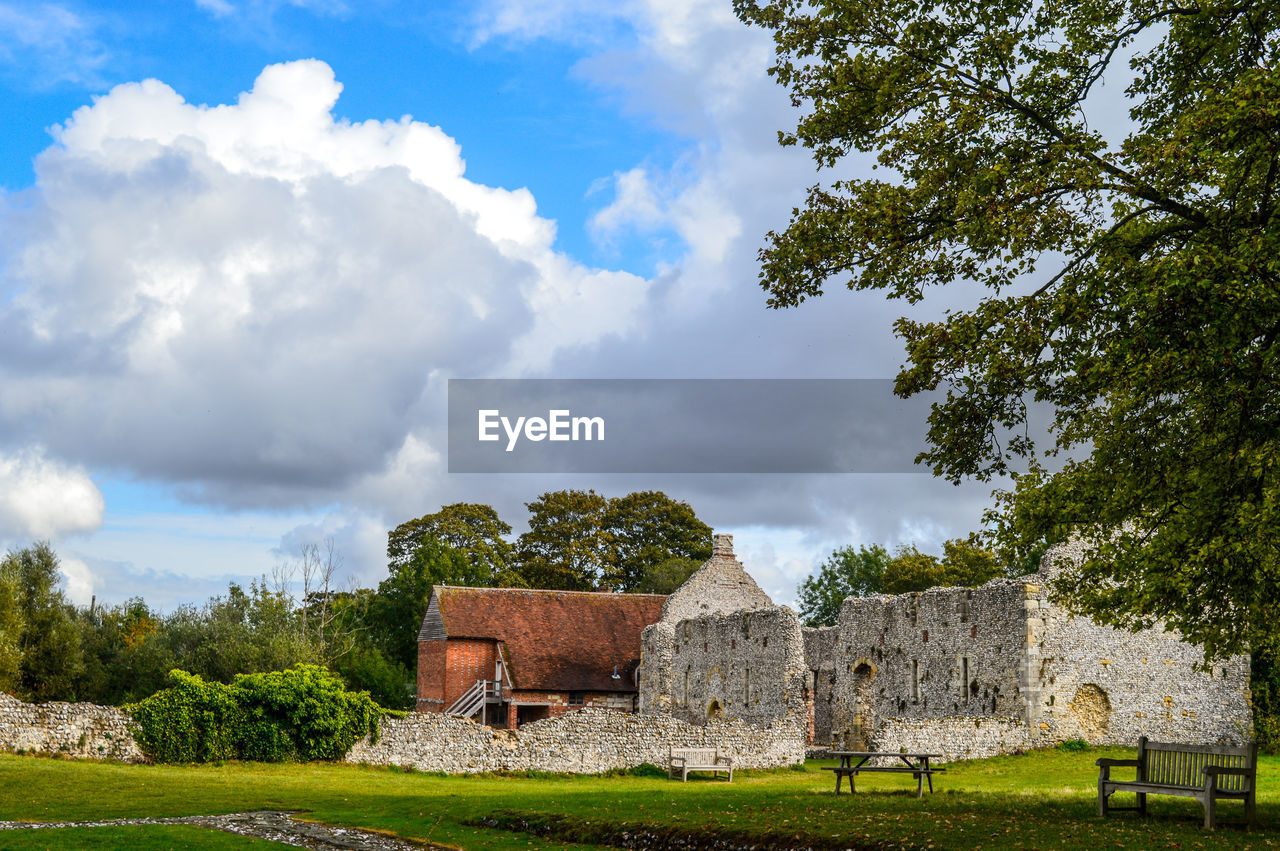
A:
[433,584,667,598]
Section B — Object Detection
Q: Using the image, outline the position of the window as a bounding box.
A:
[912,659,920,702]
[568,691,585,706]
[744,667,751,706]
[960,657,970,702]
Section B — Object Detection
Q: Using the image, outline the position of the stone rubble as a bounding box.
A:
[0,811,446,849]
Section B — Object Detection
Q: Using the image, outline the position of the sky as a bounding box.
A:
[0,0,1005,610]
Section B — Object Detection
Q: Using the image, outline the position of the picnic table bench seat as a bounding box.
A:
[1097,736,1257,829]
[668,747,733,782]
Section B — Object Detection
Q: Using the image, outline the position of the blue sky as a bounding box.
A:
[0,0,999,610]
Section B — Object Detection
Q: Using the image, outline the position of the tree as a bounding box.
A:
[882,548,946,597]
[631,557,703,595]
[387,503,516,585]
[736,0,1280,659]
[5,543,83,701]
[0,556,23,694]
[798,538,1006,624]
[797,544,891,626]
[515,489,611,590]
[371,538,477,669]
[600,491,713,591]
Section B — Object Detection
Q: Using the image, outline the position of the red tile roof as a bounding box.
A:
[418,586,666,693]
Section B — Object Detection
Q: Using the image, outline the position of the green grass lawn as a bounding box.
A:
[0,748,1277,849]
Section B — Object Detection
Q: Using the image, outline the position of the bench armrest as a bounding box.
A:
[1204,766,1254,778]
[716,756,733,766]
[1095,758,1140,768]
[670,757,686,768]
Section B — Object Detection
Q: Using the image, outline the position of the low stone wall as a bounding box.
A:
[870,716,1031,763]
[0,692,144,762]
[0,692,802,774]
[346,706,805,774]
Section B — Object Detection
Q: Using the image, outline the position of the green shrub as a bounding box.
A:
[130,665,386,764]
[1057,739,1089,752]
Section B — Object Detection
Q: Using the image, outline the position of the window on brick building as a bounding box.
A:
[569,692,585,706]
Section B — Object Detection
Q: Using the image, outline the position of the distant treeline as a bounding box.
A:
[0,489,712,709]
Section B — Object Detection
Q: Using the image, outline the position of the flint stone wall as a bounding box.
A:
[0,692,144,762]
[649,608,808,729]
[659,534,774,624]
[1028,539,1251,748]
[0,692,802,773]
[802,626,838,750]
[346,705,804,773]
[832,540,1252,763]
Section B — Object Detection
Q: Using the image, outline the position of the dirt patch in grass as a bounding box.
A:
[469,810,914,850]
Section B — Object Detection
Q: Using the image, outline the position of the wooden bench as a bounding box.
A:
[1097,736,1257,829]
[668,747,733,782]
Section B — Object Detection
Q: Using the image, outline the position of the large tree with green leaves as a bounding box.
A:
[601,491,713,591]
[797,544,892,625]
[387,503,517,585]
[515,489,611,590]
[5,543,83,701]
[737,0,1280,659]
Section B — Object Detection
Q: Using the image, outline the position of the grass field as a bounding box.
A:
[0,748,1277,849]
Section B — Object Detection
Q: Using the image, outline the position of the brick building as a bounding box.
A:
[416,586,666,727]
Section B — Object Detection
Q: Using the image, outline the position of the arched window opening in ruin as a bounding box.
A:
[911,659,920,702]
[708,698,724,720]
[1069,684,1112,740]
[960,657,970,702]
[744,667,751,705]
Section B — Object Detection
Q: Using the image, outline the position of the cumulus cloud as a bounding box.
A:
[0,60,648,507]
[58,555,95,605]
[0,448,103,542]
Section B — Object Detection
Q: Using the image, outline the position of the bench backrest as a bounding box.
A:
[1140,737,1256,791]
[671,747,718,764]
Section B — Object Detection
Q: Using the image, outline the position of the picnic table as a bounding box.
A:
[824,751,944,798]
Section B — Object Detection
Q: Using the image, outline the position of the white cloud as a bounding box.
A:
[57,555,95,605]
[0,60,649,506]
[0,447,103,542]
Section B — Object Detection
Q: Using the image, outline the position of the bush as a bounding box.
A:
[130,665,387,763]
[1057,739,1089,752]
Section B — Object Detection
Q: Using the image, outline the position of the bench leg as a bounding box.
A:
[926,771,935,794]
[1204,794,1215,830]
[1098,781,1108,818]
[1247,790,1257,829]
[1137,792,1147,818]
[915,772,924,799]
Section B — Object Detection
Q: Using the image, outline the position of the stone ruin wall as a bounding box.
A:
[1026,538,1251,748]
[832,580,1029,761]
[0,692,804,773]
[641,607,808,733]
[658,533,774,624]
[802,626,837,752]
[0,691,144,762]
[830,539,1252,762]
